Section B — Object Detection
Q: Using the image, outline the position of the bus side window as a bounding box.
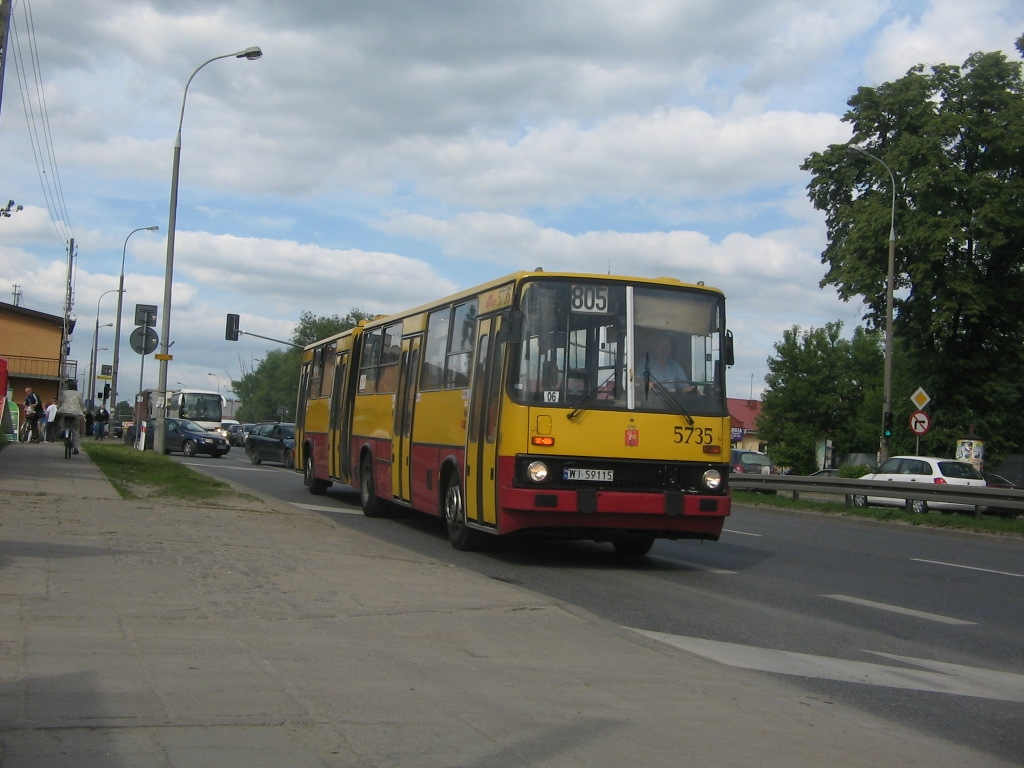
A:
[359,329,382,394]
[445,300,477,389]
[421,308,448,391]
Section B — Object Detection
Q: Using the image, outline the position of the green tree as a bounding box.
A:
[1,199,23,217]
[232,308,373,422]
[757,323,883,473]
[801,44,1024,460]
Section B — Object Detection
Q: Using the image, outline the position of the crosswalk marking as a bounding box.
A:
[823,594,975,625]
[625,629,1024,702]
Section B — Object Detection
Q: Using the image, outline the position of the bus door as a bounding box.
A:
[465,316,502,527]
[329,350,350,483]
[391,336,421,502]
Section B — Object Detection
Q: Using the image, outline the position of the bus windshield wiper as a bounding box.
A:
[642,355,695,426]
[567,371,618,420]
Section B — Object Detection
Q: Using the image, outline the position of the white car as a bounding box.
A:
[852,455,986,514]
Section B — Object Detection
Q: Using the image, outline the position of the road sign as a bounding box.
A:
[154,353,173,361]
[129,326,158,355]
[910,410,931,435]
[910,387,931,410]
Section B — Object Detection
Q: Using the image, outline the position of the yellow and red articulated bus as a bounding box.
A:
[295,270,735,556]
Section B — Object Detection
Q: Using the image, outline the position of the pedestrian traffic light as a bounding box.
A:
[225,313,240,342]
[883,411,894,440]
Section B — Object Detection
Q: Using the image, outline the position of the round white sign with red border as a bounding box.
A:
[909,410,931,435]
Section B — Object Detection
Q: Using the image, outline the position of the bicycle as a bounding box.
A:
[60,415,78,459]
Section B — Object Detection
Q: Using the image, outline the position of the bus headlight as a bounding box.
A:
[702,469,722,491]
[527,461,549,483]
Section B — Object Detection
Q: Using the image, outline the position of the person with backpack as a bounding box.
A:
[22,388,41,442]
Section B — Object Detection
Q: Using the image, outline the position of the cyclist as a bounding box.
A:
[56,380,86,455]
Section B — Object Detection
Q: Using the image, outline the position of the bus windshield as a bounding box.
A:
[177,392,223,424]
[511,279,728,416]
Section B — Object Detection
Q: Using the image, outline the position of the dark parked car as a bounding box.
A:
[132,417,231,457]
[730,449,777,475]
[245,422,296,468]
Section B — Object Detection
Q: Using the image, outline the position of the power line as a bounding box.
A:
[8,0,74,245]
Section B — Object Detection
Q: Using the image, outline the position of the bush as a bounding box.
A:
[840,463,872,478]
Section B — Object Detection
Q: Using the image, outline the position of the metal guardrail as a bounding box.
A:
[729,474,1024,512]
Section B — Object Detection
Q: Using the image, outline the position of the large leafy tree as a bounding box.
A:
[233,308,373,422]
[757,323,882,473]
[801,42,1024,460]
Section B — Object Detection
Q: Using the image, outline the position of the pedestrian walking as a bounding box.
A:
[95,404,110,440]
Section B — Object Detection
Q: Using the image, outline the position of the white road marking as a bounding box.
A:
[293,502,363,515]
[912,558,1024,578]
[626,629,1024,702]
[823,594,975,625]
[722,528,762,536]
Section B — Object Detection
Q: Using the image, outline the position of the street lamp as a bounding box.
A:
[111,225,159,421]
[154,45,263,455]
[849,144,897,462]
[90,288,119,405]
[207,372,221,393]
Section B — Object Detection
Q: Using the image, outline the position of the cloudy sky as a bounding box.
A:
[2,0,1022,404]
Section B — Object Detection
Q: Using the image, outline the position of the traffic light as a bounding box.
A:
[225,313,240,341]
[883,411,894,440]
[103,383,110,402]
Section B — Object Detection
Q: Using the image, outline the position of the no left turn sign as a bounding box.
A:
[910,410,931,435]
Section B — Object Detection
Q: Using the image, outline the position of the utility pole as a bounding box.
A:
[0,0,11,125]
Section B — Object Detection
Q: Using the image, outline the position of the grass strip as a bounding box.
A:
[81,441,243,502]
[733,490,1024,536]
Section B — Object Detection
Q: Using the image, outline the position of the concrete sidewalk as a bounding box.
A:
[0,441,1012,767]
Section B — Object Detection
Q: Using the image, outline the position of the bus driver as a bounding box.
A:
[643,334,696,393]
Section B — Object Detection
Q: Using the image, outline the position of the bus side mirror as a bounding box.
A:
[495,310,524,345]
[724,330,735,367]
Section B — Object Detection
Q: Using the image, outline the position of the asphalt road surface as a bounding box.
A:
[183,450,1024,765]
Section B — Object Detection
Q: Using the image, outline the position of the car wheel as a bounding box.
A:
[360,455,388,517]
[852,495,868,508]
[911,498,928,515]
[249,449,262,465]
[444,472,485,551]
[283,449,294,470]
[305,454,329,496]
[181,440,197,457]
[612,535,655,558]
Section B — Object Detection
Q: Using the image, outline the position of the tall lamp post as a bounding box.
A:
[207,372,221,393]
[111,225,159,421]
[849,144,897,462]
[154,46,263,455]
[90,288,119,406]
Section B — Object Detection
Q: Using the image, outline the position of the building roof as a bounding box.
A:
[0,301,64,326]
[727,398,761,432]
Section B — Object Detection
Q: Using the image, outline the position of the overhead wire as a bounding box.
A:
[9,0,75,245]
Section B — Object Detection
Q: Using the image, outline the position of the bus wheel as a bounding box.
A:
[612,535,654,558]
[360,456,388,517]
[304,454,328,496]
[444,474,484,551]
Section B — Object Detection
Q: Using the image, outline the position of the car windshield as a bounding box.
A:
[281,425,295,439]
[740,454,770,468]
[179,419,208,433]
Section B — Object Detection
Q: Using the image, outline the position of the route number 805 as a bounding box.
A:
[570,285,609,314]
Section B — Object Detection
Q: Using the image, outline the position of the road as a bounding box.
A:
[184,449,1024,765]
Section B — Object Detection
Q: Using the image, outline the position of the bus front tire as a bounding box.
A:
[360,456,388,517]
[444,474,484,551]
[305,455,328,496]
